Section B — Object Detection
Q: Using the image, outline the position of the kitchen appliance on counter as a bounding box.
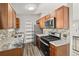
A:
[14,32,24,44]
[50,32,61,38]
[11,32,25,49]
[45,17,56,29]
[40,35,60,56]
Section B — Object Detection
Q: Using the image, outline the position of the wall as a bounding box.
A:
[16,14,41,32]
[39,3,68,18]
[73,3,79,20]
[68,3,79,56]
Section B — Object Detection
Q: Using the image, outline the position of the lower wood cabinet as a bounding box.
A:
[36,35,40,49]
[49,44,70,56]
[0,48,23,56]
[37,16,46,29]
[49,44,56,56]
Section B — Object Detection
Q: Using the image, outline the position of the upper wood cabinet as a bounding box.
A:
[37,15,50,29]
[55,6,69,29]
[36,20,40,27]
[0,3,16,29]
[16,18,20,28]
[12,8,16,28]
[38,16,46,28]
[45,15,50,21]
[8,4,13,28]
[41,17,46,28]
[38,18,43,28]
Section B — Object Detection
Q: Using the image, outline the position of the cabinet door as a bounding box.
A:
[36,20,40,27]
[63,7,69,29]
[0,12,2,29]
[39,17,45,28]
[17,48,23,56]
[50,44,70,56]
[56,44,70,56]
[36,35,40,49]
[12,9,16,28]
[45,15,50,21]
[56,7,64,29]
[0,4,8,29]
[39,19,43,28]
[50,44,56,56]
[8,4,13,28]
[56,6,69,29]
[16,18,20,28]
[41,17,45,28]
[0,48,18,56]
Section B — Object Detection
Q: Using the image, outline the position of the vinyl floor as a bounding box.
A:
[23,43,44,56]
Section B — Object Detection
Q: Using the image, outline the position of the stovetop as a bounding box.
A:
[41,35,60,42]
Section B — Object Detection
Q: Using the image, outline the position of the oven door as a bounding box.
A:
[40,39,49,56]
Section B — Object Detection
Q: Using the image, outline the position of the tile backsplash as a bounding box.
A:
[43,29,70,40]
[0,29,15,46]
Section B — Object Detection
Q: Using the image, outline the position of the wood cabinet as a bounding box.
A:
[36,6,69,29]
[0,48,23,56]
[0,3,16,29]
[36,20,40,27]
[37,15,50,29]
[45,15,50,21]
[55,6,69,29]
[12,9,16,28]
[38,16,46,28]
[8,4,13,28]
[50,44,56,56]
[36,35,40,49]
[38,18,42,28]
[49,44,70,56]
[16,18,20,28]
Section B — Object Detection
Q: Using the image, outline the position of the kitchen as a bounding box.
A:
[0,3,78,56]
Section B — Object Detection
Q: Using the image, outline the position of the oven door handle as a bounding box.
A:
[40,39,49,46]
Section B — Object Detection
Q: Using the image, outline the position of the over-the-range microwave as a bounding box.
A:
[45,17,56,28]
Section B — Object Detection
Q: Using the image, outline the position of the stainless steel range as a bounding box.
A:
[40,35,60,56]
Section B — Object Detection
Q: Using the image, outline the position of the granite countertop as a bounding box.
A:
[0,38,24,51]
[0,43,23,52]
[36,34,48,37]
[50,39,69,47]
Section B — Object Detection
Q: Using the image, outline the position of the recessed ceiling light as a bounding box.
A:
[28,7,35,11]
[25,4,37,11]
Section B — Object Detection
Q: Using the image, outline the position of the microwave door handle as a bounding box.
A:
[50,20,51,25]
[50,20,52,25]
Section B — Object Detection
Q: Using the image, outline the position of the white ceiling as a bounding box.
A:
[12,3,68,15]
